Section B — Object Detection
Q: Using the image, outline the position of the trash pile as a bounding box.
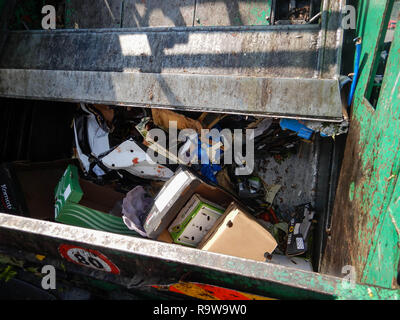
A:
[51,103,348,269]
[274,0,322,25]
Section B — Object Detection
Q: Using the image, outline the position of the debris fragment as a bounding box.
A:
[286,203,315,257]
[302,120,349,137]
[198,112,227,130]
[216,167,236,194]
[261,182,282,205]
[280,118,314,140]
[152,108,203,133]
[280,118,349,139]
[122,186,154,237]
[100,139,174,181]
[247,118,273,138]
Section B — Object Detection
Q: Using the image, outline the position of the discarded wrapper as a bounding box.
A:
[122,186,154,237]
[286,203,315,256]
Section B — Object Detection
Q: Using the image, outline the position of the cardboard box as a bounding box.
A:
[198,202,278,262]
[144,167,239,239]
[157,229,174,243]
[0,160,78,219]
[55,164,138,236]
[168,194,224,247]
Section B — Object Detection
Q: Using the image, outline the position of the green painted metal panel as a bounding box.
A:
[322,0,400,292]
[360,16,400,286]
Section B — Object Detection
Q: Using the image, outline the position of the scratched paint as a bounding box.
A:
[249,2,272,26]
[355,1,400,288]
[152,282,275,300]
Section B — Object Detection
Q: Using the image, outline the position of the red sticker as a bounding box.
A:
[58,244,120,274]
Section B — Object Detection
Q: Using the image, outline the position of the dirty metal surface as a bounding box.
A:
[0,0,15,54]
[65,0,124,28]
[63,0,274,28]
[0,1,345,119]
[317,0,344,78]
[320,116,368,280]
[257,135,340,273]
[122,0,196,27]
[0,246,172,300]
[322,0,400,289]
[0,69,343,121]
[66,0,197,29]
[257,140,319,215]
[0,26,322,78]
[0,212,399,300]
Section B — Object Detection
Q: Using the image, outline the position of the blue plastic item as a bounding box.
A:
[200,164,222,184]
[197,135,223,184]
[279,119,314,140]
[348,38,362,106]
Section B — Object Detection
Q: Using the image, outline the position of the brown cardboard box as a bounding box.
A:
[157,229,174,243]
[198,202,277,262]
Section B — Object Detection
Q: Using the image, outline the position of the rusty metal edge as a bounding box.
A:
[1,212,399,299]
[0,69,344,121]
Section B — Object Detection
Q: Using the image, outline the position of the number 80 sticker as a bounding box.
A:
[58,244,120,274]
